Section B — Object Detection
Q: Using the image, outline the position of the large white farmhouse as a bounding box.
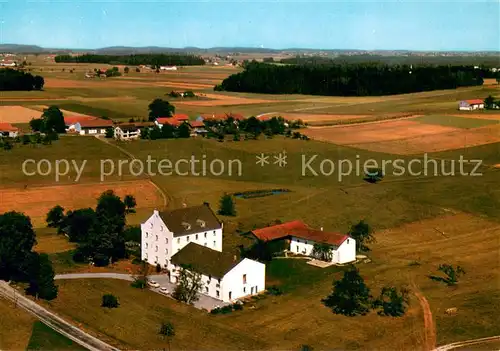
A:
[252,220,356,264]
[458,99,484,111]
[170,243,266,303]
[141,204,223,270]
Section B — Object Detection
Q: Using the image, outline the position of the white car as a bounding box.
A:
[147,280,160,288]
[159,287,169,294]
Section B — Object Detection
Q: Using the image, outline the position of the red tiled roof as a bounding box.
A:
[78,118,113,128]
[189,120,205,128]
[64,116,97,126]
[252,220,349,246]
[173,113,189,121]
[0,123,19,132]
[200,113,244,121]
[465,99,484,105]
[157,118,182,126]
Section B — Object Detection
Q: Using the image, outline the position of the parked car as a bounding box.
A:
[147,280,160,288]
[159,287,169,294]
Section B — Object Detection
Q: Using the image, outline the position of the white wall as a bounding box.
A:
[290,236,356,264]
[221,258,266,302]
[141,210,173,268]
[290,236,314,255]
[171,227,223,256]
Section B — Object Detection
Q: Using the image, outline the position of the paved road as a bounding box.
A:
[433,335,500,351]
[55,273,227,310]
[0,280,119,351]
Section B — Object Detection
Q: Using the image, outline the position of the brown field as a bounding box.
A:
[156,81,214,89]
[348,124,500,155]
[303,120,460,145]
[0,180,164,226]
[0,105,43,123]
[0,298,36,350]
[264,112,371,122]
[176,92,274,106]
[483,78,499,86]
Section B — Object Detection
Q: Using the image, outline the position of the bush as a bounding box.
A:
[266,286,283,296]
[131,257,143,265]
[93,253,110,267]
[232,303,243,311]
[101,294,119,308]
[131,279,147,289]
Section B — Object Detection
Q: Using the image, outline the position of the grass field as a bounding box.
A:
[2,56,500,349]
[0,297,36,350]
[26,321,86,351]
[411,115,500,129]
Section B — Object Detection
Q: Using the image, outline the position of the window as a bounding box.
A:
[243,274,247,284]
[216,283,220,288]
[195,234,199,240]
[213,241,216,247]
[150,223,153,228]
[229,291,232,300]
[155,256,158,263]
[243,287,246,293]
[177,238,180,244]
[216,290,220,298]
[187,236,190,242]
[213,230,216,236]
[160,226,163,231]
[145,253,148,260]
[145,232,148,238]
[156,235,158,241]
[204,242,207,246]
[204,232,207,238]
[155,246,158,252]
[165,259,169,266]
[205,287,209,293]
[165,238,168,244]
[145,243,148,249]
[347,239,350,244]
[165,248,168,255]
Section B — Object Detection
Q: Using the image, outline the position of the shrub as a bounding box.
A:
[267,286,283,296]
[101,294,119,308]
[93,253,110,267]
[232,303,243,311]
[131,279,147,289]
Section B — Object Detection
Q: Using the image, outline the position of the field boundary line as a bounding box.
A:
[433,335,500,351]
[95,136,169,209]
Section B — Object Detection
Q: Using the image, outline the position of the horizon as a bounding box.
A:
[1,0,499,52]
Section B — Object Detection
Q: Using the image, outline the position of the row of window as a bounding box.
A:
[143,254,168,267]
[144,231,218,244]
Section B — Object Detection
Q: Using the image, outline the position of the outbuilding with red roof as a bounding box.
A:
[0,122,19,137]
[458,99,485,111]
[251,220,356,264]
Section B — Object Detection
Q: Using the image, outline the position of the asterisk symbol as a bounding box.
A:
[256,153,269,167]
[274,152,287,167]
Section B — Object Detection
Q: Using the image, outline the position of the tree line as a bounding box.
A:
[54,54,205,66]
[215,62,484,96]
[0,68,44,91]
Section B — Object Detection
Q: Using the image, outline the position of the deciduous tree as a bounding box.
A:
[25,252,58,300]
[159,321,175,351]
[373,286,410,316]
[218,194,236,216]
[46,205,65,230]
[348,220,374,252]
[172,265,203,304]
[148,98,175,121]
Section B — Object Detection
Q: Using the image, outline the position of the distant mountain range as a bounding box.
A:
[0,44,498,56]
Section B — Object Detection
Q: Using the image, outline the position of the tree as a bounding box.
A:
[484,95,496,109]
[123,225,141,243]
[33,75,44,90]
[183,90,195,98]
[241,239,286,262]
[177,122,191,138]
[62,208,97,242]
[135,67,140,73]
[131,260,150,288]
[96,190,126,234]
[348,220,374,252]
[322,266,372,316]
[373,286,410,317]
[218,194,236,216]
[148,98,175,121]
[124,67,130,74]
[0,211,37,281]
[161,124,176,139]
[172,265,203,304]
[46,205,65,230]
[101,294,119,308]
[311,243,333,261]
[25,253,58,300]
[364,167,384,183]
[123,195,137,214]
[159,322,175,351]
[430,264,466,286]
[41,106,66,133]
[105,127,114,138]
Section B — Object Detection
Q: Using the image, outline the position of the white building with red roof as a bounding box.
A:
[0,123,19,137]
[458,99,485,111]
[252,220,356,264]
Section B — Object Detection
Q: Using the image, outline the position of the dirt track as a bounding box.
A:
[414,290,436,351]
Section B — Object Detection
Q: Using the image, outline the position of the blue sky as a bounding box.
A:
[0,0,499,51]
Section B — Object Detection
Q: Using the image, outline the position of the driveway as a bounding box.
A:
[55,273,229,311]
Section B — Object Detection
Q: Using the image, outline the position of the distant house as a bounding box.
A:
[0,60,16,67]
[67,118,113,135]
[155,114,190,128]
[0,123,19,137]
[114,122,153,140]
[170,242,266,303]
[188,120,207,136]
[198,113,244,122]
[251,220,356,264]
[458,99,485,111]
[160,66,178,71]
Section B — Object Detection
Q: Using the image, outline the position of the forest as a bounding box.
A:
[215,62,484,96]
[54,53,205,66]
[0,68,44,91]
